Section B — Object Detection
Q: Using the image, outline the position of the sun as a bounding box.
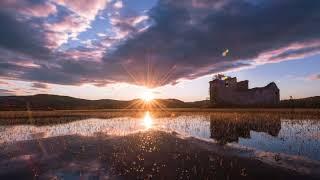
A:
[141,89,155,102]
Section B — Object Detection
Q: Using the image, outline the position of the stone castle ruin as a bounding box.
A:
[209,75,280,106]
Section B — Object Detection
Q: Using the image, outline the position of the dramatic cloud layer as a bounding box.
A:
[0,88,14,96]
[32,82,48,89]
[1,0,57,17]
[1,0,320,88]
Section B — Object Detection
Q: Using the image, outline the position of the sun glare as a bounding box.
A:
[141,89,155,102]
[143,111,153,129]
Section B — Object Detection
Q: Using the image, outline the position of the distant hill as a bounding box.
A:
[0,94,194,111]
[0,94,319,110]
[279,96,320,108]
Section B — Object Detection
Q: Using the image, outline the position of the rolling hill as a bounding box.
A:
[0,94,194,111]
[279,96,320,108]
[0,94,319,111]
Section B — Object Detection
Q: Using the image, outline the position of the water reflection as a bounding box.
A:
[0,112,319,161]
[2,131,314,179]
[143,111,153,129]
[209,115,281,144]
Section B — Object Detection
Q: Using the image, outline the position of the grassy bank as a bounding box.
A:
[0,108,319,126]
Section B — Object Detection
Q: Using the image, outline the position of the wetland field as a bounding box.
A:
[0,109,319,179]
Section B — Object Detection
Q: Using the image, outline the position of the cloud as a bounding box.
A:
[97,33,107,37]
[55,0,110,20]
[0,89,15,96]
[64,48,105,61]
[109,11,152,40]
[101,0,320,87]
[32,82,48,89]
[255,42,320,64]
[0,80,9,85]
[0,11,50,58]
[113,0,123,9]
[1,0,320,88]
[41,0,111,48]
[44,14,92,47]
[0,0,57,18]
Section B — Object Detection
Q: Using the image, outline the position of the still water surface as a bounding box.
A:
[1,111,319,161]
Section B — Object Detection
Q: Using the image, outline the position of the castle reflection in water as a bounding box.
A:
[209,115,281,144]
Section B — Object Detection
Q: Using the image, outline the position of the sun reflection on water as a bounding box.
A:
[143,111,153,129]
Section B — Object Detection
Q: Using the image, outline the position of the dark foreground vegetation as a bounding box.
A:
[0,94,320,111]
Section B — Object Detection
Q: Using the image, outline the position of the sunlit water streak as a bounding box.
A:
[143,111,153,129]
[0,112,319,161]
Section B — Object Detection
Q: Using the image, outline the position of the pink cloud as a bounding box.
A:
[19,2,57,17]
[254,41,320,65]
[47,15,88,33]
[55,0,110,20]
[0,0,111,49]
[109,15,150,39]
[64,48,105,61]
[0,80,9,85]
[41,0,111,48]
[110,15,149,27]
[12,61,41,68]
[44,15,91,47]
[43,31,69,49]
[0,0,57,17]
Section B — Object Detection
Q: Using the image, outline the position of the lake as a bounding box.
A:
[0,111,319,179]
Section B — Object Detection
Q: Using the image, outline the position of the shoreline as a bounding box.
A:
[0,108,319,121]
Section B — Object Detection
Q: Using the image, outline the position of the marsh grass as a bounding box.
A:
[0,108,319,125]
[0,108,319,118]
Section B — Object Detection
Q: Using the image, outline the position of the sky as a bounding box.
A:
[0,0,319,101]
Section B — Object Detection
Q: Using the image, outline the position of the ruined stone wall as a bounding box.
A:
[236,80,248,91]
[224,77,237,88]
[209,80,279,106]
